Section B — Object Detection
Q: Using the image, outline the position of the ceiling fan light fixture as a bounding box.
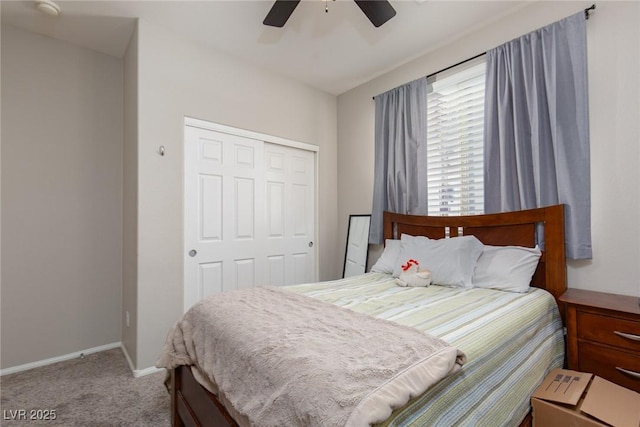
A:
[264,0,396,28]
[35,0,61,16]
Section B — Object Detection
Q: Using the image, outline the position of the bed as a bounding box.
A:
[160,205,567,427]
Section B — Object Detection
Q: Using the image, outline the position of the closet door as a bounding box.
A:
[264,143,315,287]
[184,125,316,311]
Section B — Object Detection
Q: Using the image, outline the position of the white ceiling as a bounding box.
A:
[1,0,531,95]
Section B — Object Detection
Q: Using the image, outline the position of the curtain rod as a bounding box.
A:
[372,4,596,100]
[425,51,485,81]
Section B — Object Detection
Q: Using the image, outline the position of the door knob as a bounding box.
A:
[188,249,197,257]
[308,242,314,248]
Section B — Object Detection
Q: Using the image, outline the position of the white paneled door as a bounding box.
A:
[184,124,316,312]
[264,143,316,287]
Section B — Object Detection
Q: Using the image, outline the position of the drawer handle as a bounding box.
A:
[614,330,640,341]
[616,367,640,380]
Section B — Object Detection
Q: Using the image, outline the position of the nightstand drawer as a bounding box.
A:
[579,341,640,392]
[577,311,640,352]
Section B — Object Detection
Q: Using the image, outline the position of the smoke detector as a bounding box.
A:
[35,0,60,16]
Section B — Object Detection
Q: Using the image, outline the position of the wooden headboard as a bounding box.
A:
[383,205,567,303]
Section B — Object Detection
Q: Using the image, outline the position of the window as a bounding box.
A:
[426,59,486,216]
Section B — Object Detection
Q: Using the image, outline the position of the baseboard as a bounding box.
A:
[0,342,122,376]
[134,365,164,378]
[120,343,164,378]
[121,343,136,374]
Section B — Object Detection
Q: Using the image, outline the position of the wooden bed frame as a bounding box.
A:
[170,205,566,427]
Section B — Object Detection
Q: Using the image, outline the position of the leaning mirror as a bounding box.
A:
[343,214,371,278]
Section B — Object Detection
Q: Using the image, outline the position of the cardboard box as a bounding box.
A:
[532,369,640,427]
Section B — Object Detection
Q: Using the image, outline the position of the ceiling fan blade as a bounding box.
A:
[263,0,301,27]
[354,0,396,27]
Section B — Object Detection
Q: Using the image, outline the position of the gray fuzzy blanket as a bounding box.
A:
[157,286,465,427]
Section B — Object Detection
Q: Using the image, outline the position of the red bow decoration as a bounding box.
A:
[401,259,419,271]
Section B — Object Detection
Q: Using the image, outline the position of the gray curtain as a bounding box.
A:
[484,11,591,259]
[369,78,427,244]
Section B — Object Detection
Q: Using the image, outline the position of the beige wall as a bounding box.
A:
[122,24,139,366]
[337,1,640,297]
[129,19,338,369]
[1,25,123,369]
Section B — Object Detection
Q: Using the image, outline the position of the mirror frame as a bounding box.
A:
[343,214,371,278]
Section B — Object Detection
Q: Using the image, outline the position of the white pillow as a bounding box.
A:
[370,239,402,274]
[392,234,484,288]
[472,245,542,293]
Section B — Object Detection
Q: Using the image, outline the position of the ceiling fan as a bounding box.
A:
[263,0,397,28]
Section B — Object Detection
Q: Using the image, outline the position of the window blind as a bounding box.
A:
[427,61,486,216]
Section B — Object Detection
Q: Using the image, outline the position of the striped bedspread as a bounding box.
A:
[286,272,564,427]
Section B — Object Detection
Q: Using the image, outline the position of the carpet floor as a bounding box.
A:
[0,348,170,426]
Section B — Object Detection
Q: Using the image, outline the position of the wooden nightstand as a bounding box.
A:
[559,289,640,392]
